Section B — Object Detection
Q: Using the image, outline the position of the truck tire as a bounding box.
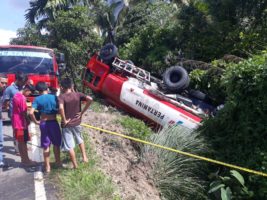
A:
[188,89,207,101]
[99,43,118,62]
[163,66,190,92]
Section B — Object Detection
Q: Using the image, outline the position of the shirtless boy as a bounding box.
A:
[30,82,61,172]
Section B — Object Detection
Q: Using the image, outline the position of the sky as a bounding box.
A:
[0,0,30,45]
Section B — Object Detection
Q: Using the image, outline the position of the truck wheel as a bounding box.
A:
[99,43,118,62]
[188,89,207,101]
[163,66,189,92]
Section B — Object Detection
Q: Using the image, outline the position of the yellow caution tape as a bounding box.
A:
[81,123,267,178]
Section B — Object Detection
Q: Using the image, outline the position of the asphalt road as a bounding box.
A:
[0,122,57,200]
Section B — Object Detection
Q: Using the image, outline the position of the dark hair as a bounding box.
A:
[60,78,72,89]
[15,71,28,82]
[36,81,48,92]
[24,84,35,93]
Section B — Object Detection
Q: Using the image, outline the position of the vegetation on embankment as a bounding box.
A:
[50,131,121,200]
[143,126,211,200]
[198,52,267,199]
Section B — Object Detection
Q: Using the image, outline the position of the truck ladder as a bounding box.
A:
[112,58,151,82]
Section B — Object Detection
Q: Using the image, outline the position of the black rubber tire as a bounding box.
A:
[188,89,207,101]
[163,66,190,92]
[99,43,118,62]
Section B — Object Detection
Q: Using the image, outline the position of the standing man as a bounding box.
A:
[0,77,8,168]
[29,82,62,173]
[12,84,36,166]
[58,78,92,169]
[3,72,28,118]
[3,72,28,154]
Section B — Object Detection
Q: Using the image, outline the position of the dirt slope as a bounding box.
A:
[82,110,161,200]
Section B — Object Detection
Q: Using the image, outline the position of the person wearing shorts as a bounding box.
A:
[30,82,62,173]
[58,78,92,169]
[12,84,36,166]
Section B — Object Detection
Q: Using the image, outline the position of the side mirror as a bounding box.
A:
[56,53,65,64]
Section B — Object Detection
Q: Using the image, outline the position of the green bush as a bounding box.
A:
[120,23,176,74]
[208,170,253,199]
[118,116,152,140]
[200,52,267,199]
[189,66,226,105]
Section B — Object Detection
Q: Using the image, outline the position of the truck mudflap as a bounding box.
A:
[120,80,202,129]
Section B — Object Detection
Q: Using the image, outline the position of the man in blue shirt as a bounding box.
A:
[3,72,28,118]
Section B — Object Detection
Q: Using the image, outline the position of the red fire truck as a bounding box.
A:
[0,45,65,102]
[83,44,213,129]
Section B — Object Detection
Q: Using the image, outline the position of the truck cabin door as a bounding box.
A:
[82,54,110,93]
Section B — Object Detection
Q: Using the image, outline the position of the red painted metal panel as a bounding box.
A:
[101,74,126,102]
[85,54,110,92]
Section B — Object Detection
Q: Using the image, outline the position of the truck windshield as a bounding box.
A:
[0,49,54,74]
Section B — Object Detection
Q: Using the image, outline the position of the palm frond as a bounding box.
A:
[25,0,49,23]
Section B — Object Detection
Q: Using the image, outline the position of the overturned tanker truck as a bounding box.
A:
[82,44,215,130]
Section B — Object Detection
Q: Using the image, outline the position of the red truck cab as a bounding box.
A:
[0,45,65,102]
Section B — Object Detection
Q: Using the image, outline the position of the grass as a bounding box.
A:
[117,116,154,153]
[52,103,209,199]
[90,101,105,113]
[142,125,210,200]
[50,130,121,200]
[117,116,153,140]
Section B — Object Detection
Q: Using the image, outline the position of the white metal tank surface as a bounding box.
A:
[120,78,201,129]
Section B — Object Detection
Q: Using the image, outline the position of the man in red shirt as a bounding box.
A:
[12,84,36,166]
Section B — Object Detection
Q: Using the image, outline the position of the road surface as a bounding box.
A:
[0,122,57,200]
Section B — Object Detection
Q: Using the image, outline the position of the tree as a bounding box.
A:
[92,0,129,44]
[116,1,177,46]
[117,1,182,74]
[46,6,102,89]
[10,23,48,46]
[25,0,92,28]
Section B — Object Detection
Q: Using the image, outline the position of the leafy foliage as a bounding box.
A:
[116,1,176,46]
[200,52,267,199]
[46,6,102,90]
[208,170,253,199]
[120,23,177,74]
[120,0,267,74]
[10,24,48,46]
[189,66,226,105]
[25,0,91,26]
